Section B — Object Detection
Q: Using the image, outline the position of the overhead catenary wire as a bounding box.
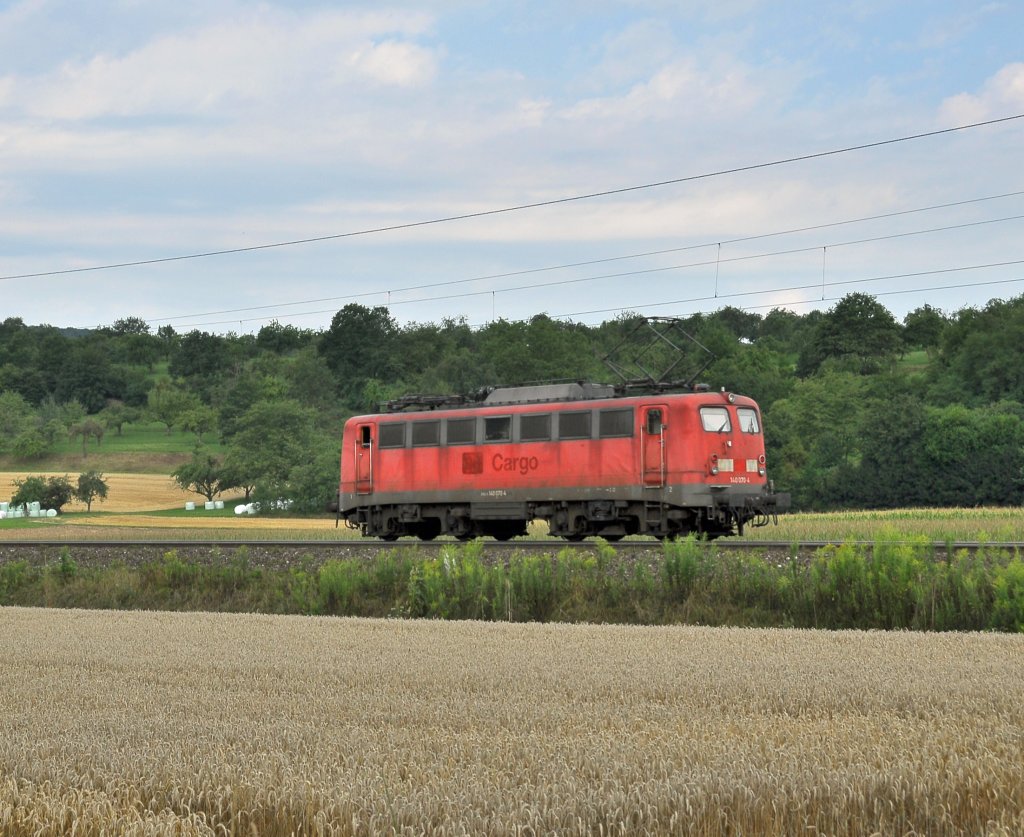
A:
[3,112,1023,285]
[553,259,1024,320]
[162,212,1024,328]
[148,192,1024,325]
[169,258,1024,329]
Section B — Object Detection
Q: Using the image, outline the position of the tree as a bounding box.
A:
[222,399,323,508]
[0,391,36,451]
[172,448,227,502]
[75,471,109,511]
[11,475,74,513]
[111,316,150,335]
[101,401,140,436]
[318,304,399,404]
[903,305,949,355]
[169,330,230,382]
[797,293,902,376]
[68,418,105,456]
[176,404,218,443]
[147,380,196,434]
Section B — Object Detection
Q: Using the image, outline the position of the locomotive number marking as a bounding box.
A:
[492,454,540,475]
[730,476,750,484]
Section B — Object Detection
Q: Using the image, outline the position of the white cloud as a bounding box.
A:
[347,39,438,87]
[939,62,1024,125]
[563,54,767,125]
[7,7,438,121]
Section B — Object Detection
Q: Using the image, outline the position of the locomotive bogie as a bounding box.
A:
[339,389,788,541]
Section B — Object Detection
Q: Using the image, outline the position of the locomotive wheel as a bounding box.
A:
[380,533,400,542]
[602,534,624,542]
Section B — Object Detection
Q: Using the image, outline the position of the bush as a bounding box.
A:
[10,474,74,512]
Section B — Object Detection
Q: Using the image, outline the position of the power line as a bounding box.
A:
[162,212,1024,327]
[552,259,1024,320]
[149,190,1024,324]
[169,258,1024,329]
[3,112,1022,284]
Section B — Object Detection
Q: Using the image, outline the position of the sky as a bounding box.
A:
[1,0,1023,335]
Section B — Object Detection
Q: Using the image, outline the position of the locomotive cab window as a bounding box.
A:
[485,415,511,442]
[379,422,406,448]
[737,408,761,434]
[520,413,551,441]
[360,426,371,448]
[412,420,440,447]
[599,408,633,438]
[700,407,731,433]
[446,417,476,445]
[558,411,591,440]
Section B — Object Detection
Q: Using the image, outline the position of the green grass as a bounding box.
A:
[0,421,221,473]
[740,507,1024,543]
[897,349,932,376]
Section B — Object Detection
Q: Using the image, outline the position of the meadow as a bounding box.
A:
[0,608,1021,836]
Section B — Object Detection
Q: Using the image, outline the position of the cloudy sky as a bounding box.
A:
[1,0,1022,334]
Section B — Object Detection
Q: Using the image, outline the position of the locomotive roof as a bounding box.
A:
[374,382,753,417]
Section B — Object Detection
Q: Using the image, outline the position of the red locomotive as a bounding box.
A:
[337,381,788,541]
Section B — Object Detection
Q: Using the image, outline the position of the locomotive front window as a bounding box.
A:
[700,407,731,433]
[485,415,511,442]
[520,413,551,441]
[558,411,591,440]
[599,408,633,438]
[446,417,476,445]
[379,422,406,448]
[412,420,440,446]
[737,408,761,434]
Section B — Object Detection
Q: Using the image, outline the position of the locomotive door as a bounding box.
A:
[355,424,373,494]
[641,405,667,488]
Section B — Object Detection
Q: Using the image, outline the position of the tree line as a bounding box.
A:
[2,292,1023,512]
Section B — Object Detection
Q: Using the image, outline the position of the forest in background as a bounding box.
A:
[2,290,1024,513]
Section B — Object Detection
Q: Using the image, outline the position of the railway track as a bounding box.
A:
[0,537,1020,568]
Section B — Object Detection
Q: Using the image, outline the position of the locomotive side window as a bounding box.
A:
[520,413,551,441]
[558,411,591,440]
[737,408,761,434]
[599,408,633,438]
[411,420,440,446]
[360,426,371,447]
[379,422,406,448]
[646,409,663,434]
[446,417,476,445]
[485,415,511,442]
[700,407,731,433]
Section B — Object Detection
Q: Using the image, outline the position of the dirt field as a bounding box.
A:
[1,472,192,513]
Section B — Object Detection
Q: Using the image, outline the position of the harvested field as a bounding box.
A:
[0,609,1021,836]
[1,472,191,513]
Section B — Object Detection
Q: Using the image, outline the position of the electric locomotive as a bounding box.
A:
[337,381,789,541]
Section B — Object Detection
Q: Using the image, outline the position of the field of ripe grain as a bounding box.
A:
[0,610,1021,836]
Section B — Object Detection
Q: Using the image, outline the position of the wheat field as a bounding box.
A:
[0,609,1021,836]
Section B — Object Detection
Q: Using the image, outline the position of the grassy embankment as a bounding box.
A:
[2,536,1022,631]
